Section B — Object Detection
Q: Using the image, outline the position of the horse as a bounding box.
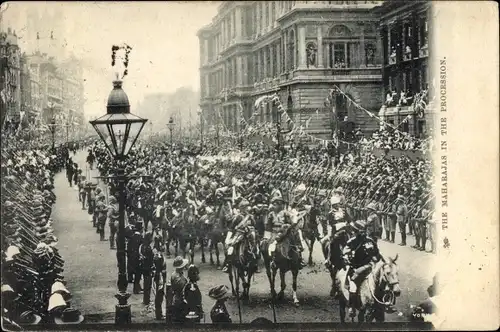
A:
[301,209,320,266]
[227,225,259,302]
[171,208,198,264]
[321,226,351,297]
[207,200,232,268]
[261,224,303,306]
[335,255,401,323]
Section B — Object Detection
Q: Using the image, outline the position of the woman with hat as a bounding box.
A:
[169,256,189,323]
[208,285,231,324]
[183,264,203,323]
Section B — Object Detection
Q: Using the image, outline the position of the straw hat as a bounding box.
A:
[17,310,42,325]
[5,245,20,261]
[173,256,188,269]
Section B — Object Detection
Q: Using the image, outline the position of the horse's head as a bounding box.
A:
[381,254,401,297]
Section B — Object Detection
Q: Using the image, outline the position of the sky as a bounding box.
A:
[1,1,219,118]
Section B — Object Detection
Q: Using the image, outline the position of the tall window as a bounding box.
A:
[271,2,275,28]
[332,43,346,68]
[266,47,271,78]
[288,30,295,70]
[419,16,428,48]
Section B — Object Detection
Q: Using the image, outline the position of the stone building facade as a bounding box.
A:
[376,0,432,138]
[198,1,385,139]
[0,28,21,128]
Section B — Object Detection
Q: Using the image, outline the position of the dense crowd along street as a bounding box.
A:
[1,130,439,326]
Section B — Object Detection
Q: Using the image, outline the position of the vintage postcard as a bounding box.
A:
[0,1,498,330]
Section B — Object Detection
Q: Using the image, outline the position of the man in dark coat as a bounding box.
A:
[208,285,231,324]
[140,231,154,305]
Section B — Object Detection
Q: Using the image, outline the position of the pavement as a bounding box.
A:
[52,151,436,324]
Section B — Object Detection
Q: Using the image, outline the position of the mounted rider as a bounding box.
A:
[222,199,256,273]
[320,194,348,266]
[265,194,307,269]
[251,182,269,237]
[342,219,384,318]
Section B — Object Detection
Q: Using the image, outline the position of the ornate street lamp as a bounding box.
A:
[167,116,175,151]
[89,79,147,324]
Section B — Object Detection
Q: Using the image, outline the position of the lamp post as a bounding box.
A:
[49,117,56,150]
[167,116,175,151]
[89,79,147,325]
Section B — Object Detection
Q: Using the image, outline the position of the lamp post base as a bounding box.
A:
[115,292,132,325]
[115,304,132,325]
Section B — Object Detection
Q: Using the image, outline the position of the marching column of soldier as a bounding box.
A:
[78,136,436,324]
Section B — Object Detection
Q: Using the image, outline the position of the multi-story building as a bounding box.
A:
[60,56,85,126]
[0,27,21,128]
[25,51,85,129]
[198,1,385,139]
[376,0,432,137]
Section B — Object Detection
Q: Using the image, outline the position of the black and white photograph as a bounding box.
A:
[1,1,498,330]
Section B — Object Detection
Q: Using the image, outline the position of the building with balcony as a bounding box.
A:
[198,1,386,140]
[0,27,21,127]
[376,0,432,137]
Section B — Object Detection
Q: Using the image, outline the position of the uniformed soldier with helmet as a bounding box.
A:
[107,196,119,250]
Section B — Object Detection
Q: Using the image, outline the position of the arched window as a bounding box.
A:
[288,30,295,70]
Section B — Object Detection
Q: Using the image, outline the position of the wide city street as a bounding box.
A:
[51,151,435,324]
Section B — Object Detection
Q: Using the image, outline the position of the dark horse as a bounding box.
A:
[207,200,232,268]
[172,207,198,264]
[321,224,351,297]
[227,225,259,302]
[301,209,321,266]
[261,224,303,306]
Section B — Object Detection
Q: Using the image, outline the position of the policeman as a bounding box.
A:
[183,265,202,323]
[127,221,143,293]
[140,231,154,305]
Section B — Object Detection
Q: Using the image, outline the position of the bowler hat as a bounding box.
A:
[208,284,230,300]
[54,308,84,325]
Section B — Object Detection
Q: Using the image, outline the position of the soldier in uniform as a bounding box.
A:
[251,182,269,238]
[140,231,154,305]
[208,285,231,323]
[222,199,256,273]
[95,195,107,241]
[107,196,119,250]
[366,202,382,243]
[265,195,307,269]
[395,194,409,246]
[78,175,87,208]
[342,220,384,318]
[387,192,398,243]
[170,256,189,323]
